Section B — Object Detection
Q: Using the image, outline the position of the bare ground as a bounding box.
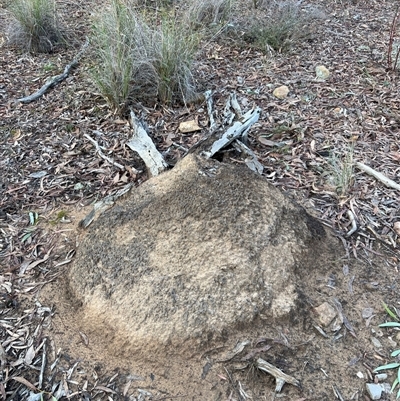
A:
[0,0,400,400]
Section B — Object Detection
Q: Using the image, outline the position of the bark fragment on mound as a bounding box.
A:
[69,154,335,354]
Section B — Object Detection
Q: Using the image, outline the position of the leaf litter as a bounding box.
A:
[0,0,400,399]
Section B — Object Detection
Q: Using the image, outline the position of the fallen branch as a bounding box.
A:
[15,37,89,104]
[79,183,134,229]
[233,140,263,175]
[256,357,300,392]
[356,162,400,191]
[203,107,261,159]
[84,133,125,170]
[127,110,168,177]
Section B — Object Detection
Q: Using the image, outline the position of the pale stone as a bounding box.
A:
[315,65,330,79]
[371,337,382,348]
[366,383,382,400]
[394,221,400,235]
[179,120,201,133]
[375,373,387,382]
[314,302,337,327]
[273,85,289,99]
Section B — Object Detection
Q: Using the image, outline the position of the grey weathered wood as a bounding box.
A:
[256,357,300,392]
[127,110,168,177]
[203,107,261,159]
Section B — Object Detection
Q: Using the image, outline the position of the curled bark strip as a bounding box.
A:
[345,210,357,237]
[15,37,89,104]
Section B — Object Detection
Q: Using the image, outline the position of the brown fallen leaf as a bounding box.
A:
[12,376,39,392]
[94,385,117,394]
[258,137,279,147]
[24,344,36,365]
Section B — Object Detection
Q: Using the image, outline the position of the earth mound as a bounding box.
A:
[68,154,338,358]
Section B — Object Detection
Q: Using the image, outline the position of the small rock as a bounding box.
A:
[356,371,364,379]
[375,373,387,382]
[380,383,391,394]
[366,383,382,400]
[179,120,201,133]
[273,85,289,99]
[314,302,337,327]
[362,308,374,319]
[388,336,397,348]
[315,65,330,79]
[371,337,382,348]
[394,221,400,235]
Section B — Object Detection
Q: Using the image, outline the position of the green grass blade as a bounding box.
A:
[398,368,400,388]
[383,302,400,321]
[379,322,400,328]
[392,378,399,392]
[374,363,400,371]
[392,350,400,357]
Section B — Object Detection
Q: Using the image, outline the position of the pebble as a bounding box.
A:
[273,85,289,99]
[362,308,374,319]
[366,383,382,400]
[375,373,387,382]
[314,302,337,327]
[315,65,330,79]
[371,337,382,348]
[388,336,397,347]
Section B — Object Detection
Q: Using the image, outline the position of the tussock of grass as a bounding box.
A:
[90,0,140,113]
[7,0,65,53]
[91,0,200,114]
[327,146,355,198]
[183,0,233,30]
[245,0,323,52]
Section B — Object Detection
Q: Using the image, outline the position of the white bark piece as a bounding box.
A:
[203,107,261,159]
[233,140,263,175]
[127,110,168,177]
[356,162,400,191]
[256,357,300,392]
[204,90,217,132]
